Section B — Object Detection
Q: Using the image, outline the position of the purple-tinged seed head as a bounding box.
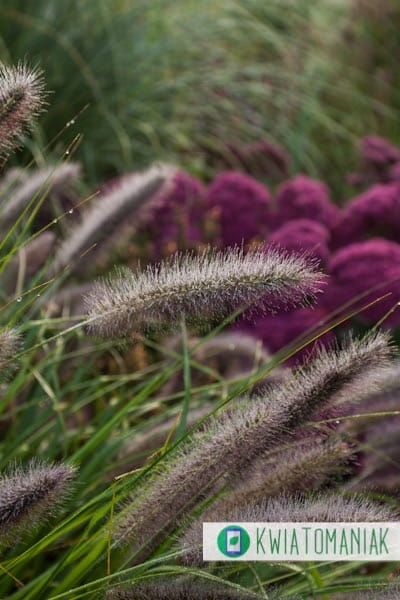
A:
[0,460,76,545]
[85,246,325,339]
[0,62,46,157]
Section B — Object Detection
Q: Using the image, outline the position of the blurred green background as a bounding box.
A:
[1,0,399,194]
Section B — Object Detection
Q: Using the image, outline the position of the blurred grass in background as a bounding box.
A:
[0,0,400,191]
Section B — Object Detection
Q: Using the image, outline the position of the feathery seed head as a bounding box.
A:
[0,328,22,379]
[333,583,400,599]
[106,579,259,599]
[85,246,324,339]
[52,163,174,275]
[229,437,355,502]
[0,62,46,156]
[0,460,76,544]
[112,332,393,551]
[299,330,394,408]
[0,162,81,228]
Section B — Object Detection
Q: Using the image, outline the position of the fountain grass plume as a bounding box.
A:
[0,460,76,545]
[0,328,21,379]
[229,437,355,502]
[333,584,400,599]
[106,579,260,599]
[0,162,81,227]
[0,61,45,157]
[52,164,174,275]
[86,246,325,338]
[348,360,400,408]
[181,492,398,565]
[112,331,393,551]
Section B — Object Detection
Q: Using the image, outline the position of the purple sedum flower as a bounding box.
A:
[327,238,400,326]
[389,162,400,182]
[268,218,331,267]
[332,183,400,247]
[206,171,272,247]
[274,174,339,230]
[348,136,400,188]
[145,170,205,258]
[361,135,400,169]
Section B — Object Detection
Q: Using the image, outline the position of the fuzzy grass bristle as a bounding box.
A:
[0,61,46,156]
[85,246,325,338]
[333,584,400,599]
[228,437,355,502]
[112,332,393,552]
[0,162,81,227]
[0,460,76,545]
[0,328,22,379]
[52,163,175,275]
[106,579,260,599]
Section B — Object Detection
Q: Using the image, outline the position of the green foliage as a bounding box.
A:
[1,2,400,598]
[1,0,399,193]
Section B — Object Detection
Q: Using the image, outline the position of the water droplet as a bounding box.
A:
[52,218,58,224]
[36,293,41,297]
[65,150,70,156]
[335,420,341,425]
[16,297,22,302]
[66,119,75,127]
[68,208,74,214]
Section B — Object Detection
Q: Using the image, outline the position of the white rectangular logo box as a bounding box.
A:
[203,522,400,561]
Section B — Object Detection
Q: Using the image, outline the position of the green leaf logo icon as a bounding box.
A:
[217,526,250,558]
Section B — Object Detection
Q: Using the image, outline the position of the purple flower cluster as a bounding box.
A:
[206,171,273,247]
[144,170,205,258]
[362,135,400,169]
[273,174,339,230]
[348,135,400,187]
[268,219,331,267]
[326,239,400,327]
[140,136,400,359]
[333,182,400,246]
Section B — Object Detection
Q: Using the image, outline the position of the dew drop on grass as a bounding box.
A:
[16,297,22,303]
